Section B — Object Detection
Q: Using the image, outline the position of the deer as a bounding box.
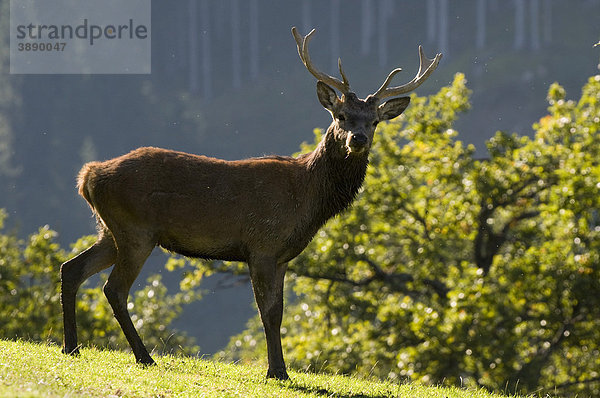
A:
[60,27,441,380]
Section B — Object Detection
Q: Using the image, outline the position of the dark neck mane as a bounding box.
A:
[300,129,369,220]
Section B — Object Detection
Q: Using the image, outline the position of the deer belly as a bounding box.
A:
[158,231,246,261]
[148,191,307,262]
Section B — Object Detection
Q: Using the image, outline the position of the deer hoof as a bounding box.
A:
[266,368,289,380]
[62,346,80,356]
[136,356,156,367]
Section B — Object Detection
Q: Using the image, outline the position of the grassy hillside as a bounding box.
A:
[0,339,528,398]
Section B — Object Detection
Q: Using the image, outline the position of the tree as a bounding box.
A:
[0,0,20,179]
[187,72,600,396]
[0,210,198,356]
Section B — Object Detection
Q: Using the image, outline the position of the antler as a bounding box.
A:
[372,46,442,100]
[291,27,350,95]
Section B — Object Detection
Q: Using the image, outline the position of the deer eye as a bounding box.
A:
[337,114,346,122]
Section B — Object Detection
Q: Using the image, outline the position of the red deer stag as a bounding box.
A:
[60,27,441,380]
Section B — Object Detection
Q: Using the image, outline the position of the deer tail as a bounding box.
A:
[77,162,100,210]
[77,162,113,236]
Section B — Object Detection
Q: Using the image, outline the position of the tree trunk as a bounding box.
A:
[330,0,340,72]
[543,0,552,45]
[231,0,241,89]
[514,0,525,50]
[249,0,259,80]
[426,0,436,43]
[530,0,540,50]
[188,0,199,93]
[476,0,486,49]
[361,0,374,56]
[377,0,390,66]
[200,0,212,100]
[301,0,311,35]
[439,0,449,57]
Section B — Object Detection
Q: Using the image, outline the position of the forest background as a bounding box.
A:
[1,1,599,395]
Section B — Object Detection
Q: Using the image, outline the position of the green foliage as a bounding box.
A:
[0,339,523,398]
[200,73,600,396]
[0,214,197,355]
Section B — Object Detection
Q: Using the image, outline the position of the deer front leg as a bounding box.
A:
[249,257,289,380]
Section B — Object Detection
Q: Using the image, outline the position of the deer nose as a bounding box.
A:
[350,133,368,147]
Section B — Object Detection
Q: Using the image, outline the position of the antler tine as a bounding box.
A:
[338,58,350,89]
[291,26,309,59]
[373,45,442,100]
[373,67,403,95]
[291,27,350,95]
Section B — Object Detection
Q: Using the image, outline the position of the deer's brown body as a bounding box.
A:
[79,141,367,264]
[60,27,441,380]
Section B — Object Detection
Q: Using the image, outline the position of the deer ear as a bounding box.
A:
[316,81,340,113]
[377,97,410,121]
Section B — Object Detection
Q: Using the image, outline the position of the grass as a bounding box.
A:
[0,339,526,398]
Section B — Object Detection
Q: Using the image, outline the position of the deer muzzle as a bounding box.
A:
[346,132,369,154]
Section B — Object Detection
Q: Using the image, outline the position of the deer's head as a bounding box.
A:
[292,27,442,157]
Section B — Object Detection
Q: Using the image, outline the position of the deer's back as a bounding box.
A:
[79,147,317,262]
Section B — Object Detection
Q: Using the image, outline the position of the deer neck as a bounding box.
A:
[303,127,369,219]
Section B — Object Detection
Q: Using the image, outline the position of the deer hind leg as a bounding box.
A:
[249,257,289,380]
[103,236,155,365]
[61,231,117,356]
